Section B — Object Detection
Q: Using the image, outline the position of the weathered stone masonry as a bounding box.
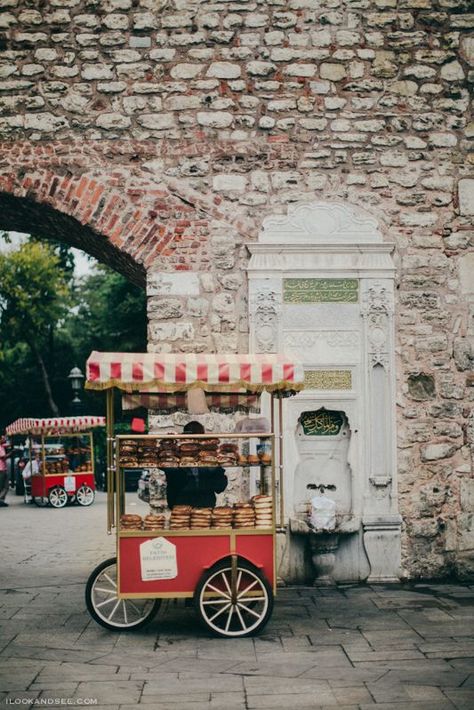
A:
[0,0,473,579]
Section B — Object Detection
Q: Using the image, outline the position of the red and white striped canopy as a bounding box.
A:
[6,416,106,436]
[86,352,304,394]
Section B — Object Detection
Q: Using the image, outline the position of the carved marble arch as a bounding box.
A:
[259,201,384,244]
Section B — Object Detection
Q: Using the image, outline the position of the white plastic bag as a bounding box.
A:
[310,495,336,531]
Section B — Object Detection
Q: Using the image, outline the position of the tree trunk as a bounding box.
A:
[29,340,60,417]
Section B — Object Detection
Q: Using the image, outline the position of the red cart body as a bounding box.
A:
[31,471,96,499]
[118,531,274,597]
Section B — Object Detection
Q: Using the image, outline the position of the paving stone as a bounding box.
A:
[442,688,474,708]
[406,685,451,701]
[143,675,243,693]
[247,691,338,708]
[157,656,240,673]
[301,666,386,685]
[331,686,374,704]
[3,644,105,663]
[139,692,210,703]
[281,636,313,651]
[356,658,455,672]
[73,680,143,704]
[36,662,128,680]
[347,647,427,662]
[210,693,247,709]
[255,648,352,667]
[362,629,424,645]
[381,669,468,687]
[244,676,335,695]
[0,669,45,692]
[29,681,80,691]
[1,496,473,707]
[359,704,455,710]
[196,638,257,660]
[308,630,369,646]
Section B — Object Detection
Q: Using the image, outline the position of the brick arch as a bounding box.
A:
[0,166,256,287]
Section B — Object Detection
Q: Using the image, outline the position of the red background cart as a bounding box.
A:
[6,416,105,508]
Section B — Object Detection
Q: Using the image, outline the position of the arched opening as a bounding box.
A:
[0,192,145,287]
[0,192,148,428]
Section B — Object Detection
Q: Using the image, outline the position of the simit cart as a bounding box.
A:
[6,416,105,508]
[84,352,303,637]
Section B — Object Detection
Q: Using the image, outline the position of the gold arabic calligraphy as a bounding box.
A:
[304,370,352,390]
[283,278,359,303]
[300,410,344,436]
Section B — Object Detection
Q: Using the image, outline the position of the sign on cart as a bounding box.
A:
[63,476,75,492]
[140,538,178,581]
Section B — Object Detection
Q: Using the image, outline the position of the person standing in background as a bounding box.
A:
[0,436,9,507]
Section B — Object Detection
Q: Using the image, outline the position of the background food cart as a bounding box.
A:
[6,416,105,508]
[84,352,303,637]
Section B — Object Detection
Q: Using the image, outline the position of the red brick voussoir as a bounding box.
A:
[0,141,256,286]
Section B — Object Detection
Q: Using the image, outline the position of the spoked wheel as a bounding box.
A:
[33,496,49,507]
[195,558,273,638]
[85,557,161,631]
[76,485,95,506]
[48,486,68,508]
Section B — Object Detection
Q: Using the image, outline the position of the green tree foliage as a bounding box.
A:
[0,242,70,416]
[69,265,147,359]
[0,244,146,430]
[28,234,76,279]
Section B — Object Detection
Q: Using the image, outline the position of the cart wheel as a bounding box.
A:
[85,557,161,631]
[48,486,68,508]
[195,558,273,638]
[76,485,95,507]
[33,496,49,507]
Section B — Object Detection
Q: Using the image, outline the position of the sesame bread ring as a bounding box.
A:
[120,514,142,522]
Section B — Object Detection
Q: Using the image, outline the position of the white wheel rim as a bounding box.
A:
[77,486,94,506]
[198,566,269,637]
[49,487,67,507]
[91,563,156,629]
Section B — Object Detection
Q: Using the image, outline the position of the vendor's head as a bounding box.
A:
[183,421,205,435]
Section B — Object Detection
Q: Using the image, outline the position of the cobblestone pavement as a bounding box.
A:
[0,492,473,710]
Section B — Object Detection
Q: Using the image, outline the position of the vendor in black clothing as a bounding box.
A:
[165,421,227,509]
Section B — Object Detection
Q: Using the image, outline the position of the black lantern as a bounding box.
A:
[68,366,84,413]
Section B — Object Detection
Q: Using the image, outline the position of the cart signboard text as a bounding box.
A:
[140,538,178,581]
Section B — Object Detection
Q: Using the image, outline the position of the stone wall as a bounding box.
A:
[0,0,473,578]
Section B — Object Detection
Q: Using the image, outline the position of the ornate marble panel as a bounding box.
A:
[283,330,360,364]
[283,278,359,303]
[282,304,360,330]
[248,279,282,353]
[304,370,353,390]
[260,201,381,243]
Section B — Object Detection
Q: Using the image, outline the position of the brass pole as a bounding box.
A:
[279,397,284,529]
[106,388,115,533]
